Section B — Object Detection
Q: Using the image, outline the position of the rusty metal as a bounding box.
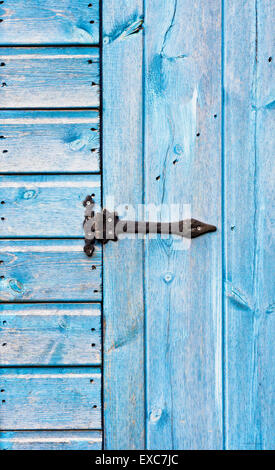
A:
[83,196,217,257]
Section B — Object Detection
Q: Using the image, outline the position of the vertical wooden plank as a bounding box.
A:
[102,1,145,449]
[256,1,275,449]
[144,0,222,449]
[224,0,275,449]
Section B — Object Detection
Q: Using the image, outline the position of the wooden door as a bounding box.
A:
[103,0,274,450]
[0,0,274,451]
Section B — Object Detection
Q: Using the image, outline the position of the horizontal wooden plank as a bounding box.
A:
[0,303,101,366]
[0,110,100,173]
[0,175,100,237]
[0,240,101,301]
[0,431,102,450]
[0,48,99,108]
[0,368,101,429]
[0,0,99,45]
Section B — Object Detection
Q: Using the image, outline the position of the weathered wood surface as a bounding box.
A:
[0,431,102,450]
[224,0,275,450]
[0,368,101,429]
[144,0,222,449]
[0,303,101,366]
[0,1,102,449]
[0,48,99,108]
[0,175,100,237]
[103,0,145,450]
[0,1,99,45]
[0,240,101,301]
[0,110,100,173]
[0,0,273,452]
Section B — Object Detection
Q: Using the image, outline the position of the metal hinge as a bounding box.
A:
[83,195,217,257]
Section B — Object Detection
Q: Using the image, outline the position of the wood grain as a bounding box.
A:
[0,368,101,429]
[0,431,102,450]
[0,174,100,237]
[0,239,102,301]
[0,303,101,366]
[144,0,222,449]
[0,47,99,108]
[0,1,102,449]
[0,110,100,173]
[103,0,145,450]
[0,0,99,45]
[224,0,275,450]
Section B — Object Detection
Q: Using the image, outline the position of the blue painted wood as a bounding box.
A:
[0,175,100,237]
[0,47,99,108]
[103,0,145,450]
[0,303,101,366]
[0,0,102,450]
[0,367,101,429]
[0,0,273,452]
[0,0,99,45]
[144,0,222,449]
[0,431,102,450]
[0,110,100,173]
[0,239,101,301]
[224,0,275,450]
